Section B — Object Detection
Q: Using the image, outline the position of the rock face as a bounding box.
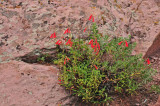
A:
[0,60,76,106]
[0,0,160,63]
[143,32,160,58]
[0,0,160,105]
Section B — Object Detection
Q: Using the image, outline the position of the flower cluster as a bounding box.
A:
[118,40,128,47]
[50,14,150,69]
[53,22,156,104]
[50,15,97,66]
[50,15,95,45]
[88,38,100,55]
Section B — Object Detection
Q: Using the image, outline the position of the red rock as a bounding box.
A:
[144,33,160,58]
[153,96,160,106]
[0,60,74,106]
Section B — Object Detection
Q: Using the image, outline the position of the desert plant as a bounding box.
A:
[53,23,157,104]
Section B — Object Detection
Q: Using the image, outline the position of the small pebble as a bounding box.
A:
[29,91,32,95]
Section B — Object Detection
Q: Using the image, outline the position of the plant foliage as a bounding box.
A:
[53,23,157,104]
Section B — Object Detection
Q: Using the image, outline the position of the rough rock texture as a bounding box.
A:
[153,96,160,106]
[0,0,160,105]
[0,0,160,63]
[144,32,160,58]
[0,60,77,106]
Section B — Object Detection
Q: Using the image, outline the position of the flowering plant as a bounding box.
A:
[51,22,157,104]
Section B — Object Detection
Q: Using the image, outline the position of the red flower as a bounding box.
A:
[94,65,98,70]
[118,41,123,45]
[84,28,87,32]
[125,41,128,47]
[66,57,70,61]
[94,39,100,55]
[64,28,70,34]
[88,15,94,22]
[95,43,100,55]
[88,15,93,21]
[118,41,128,47]
[50,32,57,38]
[147,59,150,65]
[58,80,62,84]
[88,39,95,48]
[91,44,96,49]
[92,17,94,22]
[88,39,93,44]
[64,57,70,64]
[88,39,100,55]
[66,39,73,47]
[56,40,62,45]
